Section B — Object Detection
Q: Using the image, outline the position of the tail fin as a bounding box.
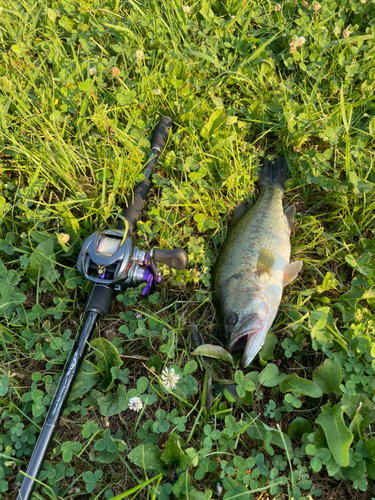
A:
[258,157,287,190]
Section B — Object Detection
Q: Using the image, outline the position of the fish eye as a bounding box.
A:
[225,312,239,326]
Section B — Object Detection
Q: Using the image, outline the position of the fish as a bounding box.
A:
[212,158,302,368]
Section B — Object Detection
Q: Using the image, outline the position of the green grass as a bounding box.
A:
[1,0,375,498]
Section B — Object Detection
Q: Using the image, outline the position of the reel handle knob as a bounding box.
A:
[153,248,188,270]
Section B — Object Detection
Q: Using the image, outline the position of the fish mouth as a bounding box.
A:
[227,330,258,355]
[226,314,266,368]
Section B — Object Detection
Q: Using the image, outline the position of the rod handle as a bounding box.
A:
[118,116,173,235]
[151,116,173,152]
[117,178,150,234]
[153,248,188,270]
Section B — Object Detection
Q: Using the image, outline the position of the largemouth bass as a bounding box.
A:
[213,158,302,368]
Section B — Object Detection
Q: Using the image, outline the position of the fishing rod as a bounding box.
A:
[17,116,188,500]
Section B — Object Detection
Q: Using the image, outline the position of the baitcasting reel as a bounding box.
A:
[77,228,188,294]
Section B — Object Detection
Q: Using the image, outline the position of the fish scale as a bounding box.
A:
[213,158,303,367]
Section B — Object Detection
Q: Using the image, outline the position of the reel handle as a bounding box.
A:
[118,116,172,236]
[153,248,188,270]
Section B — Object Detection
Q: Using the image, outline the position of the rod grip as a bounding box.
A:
[117,178,150,234]
[153,248,188,270]
[118,117,172,234]
[151,116,173,152]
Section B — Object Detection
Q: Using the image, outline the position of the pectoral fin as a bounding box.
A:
[284,205,296,233]
[283,260,303,287]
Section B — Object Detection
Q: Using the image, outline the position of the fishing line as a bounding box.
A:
[96,236,121,256]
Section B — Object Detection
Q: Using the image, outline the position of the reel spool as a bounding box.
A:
[96,236,121,256]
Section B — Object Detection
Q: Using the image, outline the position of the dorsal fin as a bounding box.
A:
[230,200,253,228]
[284,205,296,233]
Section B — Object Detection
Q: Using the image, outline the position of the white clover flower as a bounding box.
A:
[343,28,351,38]
[230,14,235,18]
[89,67,97,76]
[161,368,180,390]
[128,397,143,412]
[313,1,321,10]
[296,36,306,46]
[360,0,366,3]
[183,5,191,13]
[333,26,340,35]
[289,36,306,53]
[154,88,161,95]
[136,50,143,61]
[275,3,281,11]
